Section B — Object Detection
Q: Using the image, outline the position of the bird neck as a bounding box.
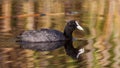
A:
[63,28,73,40]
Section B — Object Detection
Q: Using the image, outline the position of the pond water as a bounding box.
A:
[0,15,89,68]
[0,0,120,68]
[0,16,119,68]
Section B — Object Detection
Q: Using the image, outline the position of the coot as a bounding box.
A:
[17,20,84,42]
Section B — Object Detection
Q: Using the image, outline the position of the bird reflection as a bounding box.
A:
[64,40,85,59]
[17,40,87,59]
[17,41,65,51]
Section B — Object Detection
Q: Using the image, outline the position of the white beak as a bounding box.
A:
[75,21,84,31]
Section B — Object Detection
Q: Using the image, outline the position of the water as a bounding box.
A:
[0,0,120,68]
[0,18,119,68]
[0,32,87,68]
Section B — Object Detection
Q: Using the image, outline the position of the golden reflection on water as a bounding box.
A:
[0,0,120,68]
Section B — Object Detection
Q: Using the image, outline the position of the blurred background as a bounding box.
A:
[0,0,120,68]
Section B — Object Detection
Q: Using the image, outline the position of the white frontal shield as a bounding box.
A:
[75,21,84,31]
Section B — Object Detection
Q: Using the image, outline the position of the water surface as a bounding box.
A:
[0,0,120,68]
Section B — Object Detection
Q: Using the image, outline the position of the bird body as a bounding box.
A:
[17,20,83,42]
[19,29,65,42]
